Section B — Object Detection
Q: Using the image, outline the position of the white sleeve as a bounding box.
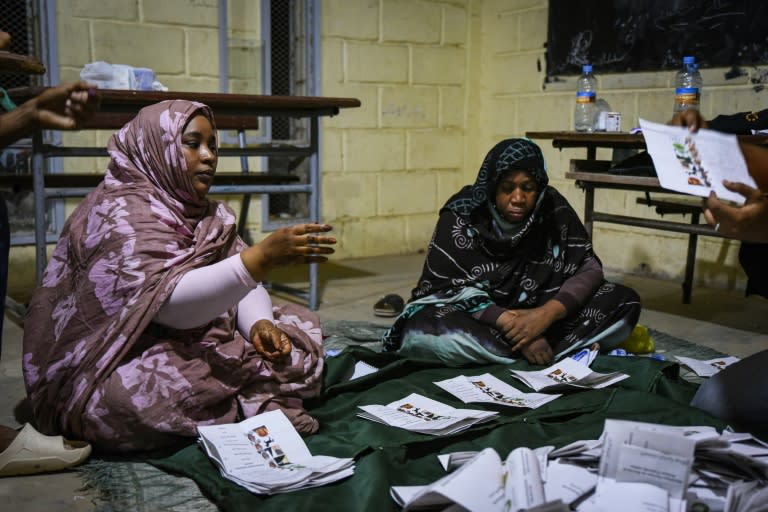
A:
[154,253,273,330]
[236,285,275,340]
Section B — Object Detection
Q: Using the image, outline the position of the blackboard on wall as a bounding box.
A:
[546,0,768,76]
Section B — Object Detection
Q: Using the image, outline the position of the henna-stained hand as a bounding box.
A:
[240,223,337,281]
[250,319,292,361]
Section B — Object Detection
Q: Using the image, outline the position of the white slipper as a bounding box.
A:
[0,423,91,477]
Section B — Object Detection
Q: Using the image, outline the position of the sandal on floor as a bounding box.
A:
[373,293,405,317]
[0,423,92,477]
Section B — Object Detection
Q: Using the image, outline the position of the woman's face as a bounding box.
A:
[494,170,539,223]
[182,114,218,199]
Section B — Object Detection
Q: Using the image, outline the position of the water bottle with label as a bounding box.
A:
[673,56,702,113]
[574,64,597,132]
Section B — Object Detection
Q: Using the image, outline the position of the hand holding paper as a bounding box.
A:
[640,118,757,204]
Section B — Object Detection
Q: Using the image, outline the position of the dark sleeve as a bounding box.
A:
[709,109,768,135]
[473,304,506,326]
[552,257,603,315]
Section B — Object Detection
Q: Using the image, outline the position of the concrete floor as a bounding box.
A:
[0,252,766,510]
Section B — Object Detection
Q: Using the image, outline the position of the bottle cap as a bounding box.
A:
[582,64,592,73]
[683,56,695,64]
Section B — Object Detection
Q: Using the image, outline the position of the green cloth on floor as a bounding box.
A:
[149,346,726,512]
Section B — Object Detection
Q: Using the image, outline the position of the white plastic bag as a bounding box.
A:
[79,61,158,91]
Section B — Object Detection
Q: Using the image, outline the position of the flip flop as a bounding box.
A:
[373,293,405,317]
[0,423,92,477]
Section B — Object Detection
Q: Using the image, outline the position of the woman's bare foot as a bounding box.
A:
[520,336,553,365]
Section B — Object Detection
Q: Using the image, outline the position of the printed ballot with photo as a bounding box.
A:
[510,357,629,392]
[196,409,354,495]
[357,392,497,436]
[434,373,561,409]
[674,355,741,378]
[639,118,757,204]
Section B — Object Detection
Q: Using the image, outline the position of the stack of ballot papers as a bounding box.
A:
[674,355,741,377]
[390,420,768,511]
[196,410,355,495]
[390,447,569,512]
[510,357,629,392]
[357,393,497,435]
[434,373,560,409]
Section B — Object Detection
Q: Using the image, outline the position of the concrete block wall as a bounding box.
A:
[20,0,763,292]
[7,0,263,272]
[320,0,472,258]
[472,0,767,290]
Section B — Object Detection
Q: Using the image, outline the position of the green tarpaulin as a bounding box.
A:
[150,347,725,512]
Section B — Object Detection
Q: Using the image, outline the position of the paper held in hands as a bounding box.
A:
[639,118,757,204]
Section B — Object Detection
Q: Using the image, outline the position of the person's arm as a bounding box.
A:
[154,254,263,329]
[475,257,603,326]
[551,257,604,316]
[703,182,768,242]
[236,285,274,338]
[0,82,100,148]
[736,143,768,192]
[490,257,603,352]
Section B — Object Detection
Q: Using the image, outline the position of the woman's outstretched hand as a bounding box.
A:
[250,319,292,361]
[240,223,336,281]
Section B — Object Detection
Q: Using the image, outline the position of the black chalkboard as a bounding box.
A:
[546,0,768,76]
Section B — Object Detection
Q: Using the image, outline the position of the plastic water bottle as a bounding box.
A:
[673,56,703,113]
[574,65,597,132]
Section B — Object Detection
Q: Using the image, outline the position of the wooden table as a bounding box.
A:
[526,131,767,304]
[7,88,361,310]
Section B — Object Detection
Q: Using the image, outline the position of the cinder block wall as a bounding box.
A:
[474,0,763,289]
[18,0,764,292]
[320,0,474,258]
[322,0,759,290]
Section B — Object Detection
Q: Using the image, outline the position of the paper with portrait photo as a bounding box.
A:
[434,373,561,409]
[639,118,757,204]
[196,409,354,494]
[509,357,629,392]
[674,355,740,377]
[357,392,497,436]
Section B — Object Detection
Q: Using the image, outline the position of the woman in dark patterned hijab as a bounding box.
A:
[383,138,641,366]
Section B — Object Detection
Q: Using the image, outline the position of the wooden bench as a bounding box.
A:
[6,88,361,311]
[566,159,724,304]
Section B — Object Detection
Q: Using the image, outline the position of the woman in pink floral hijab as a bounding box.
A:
[23,100,336,452]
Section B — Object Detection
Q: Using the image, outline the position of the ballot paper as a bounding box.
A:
[390,447,559,512]
[389,419,768,512]
[349,360,379,380]
[357,393,497,436]
[639,118,757,204]
[599,419,696,499]
[196,409,354,495]
[674,355,741,377]
[434,373,561,409]
[509,357,629,392]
